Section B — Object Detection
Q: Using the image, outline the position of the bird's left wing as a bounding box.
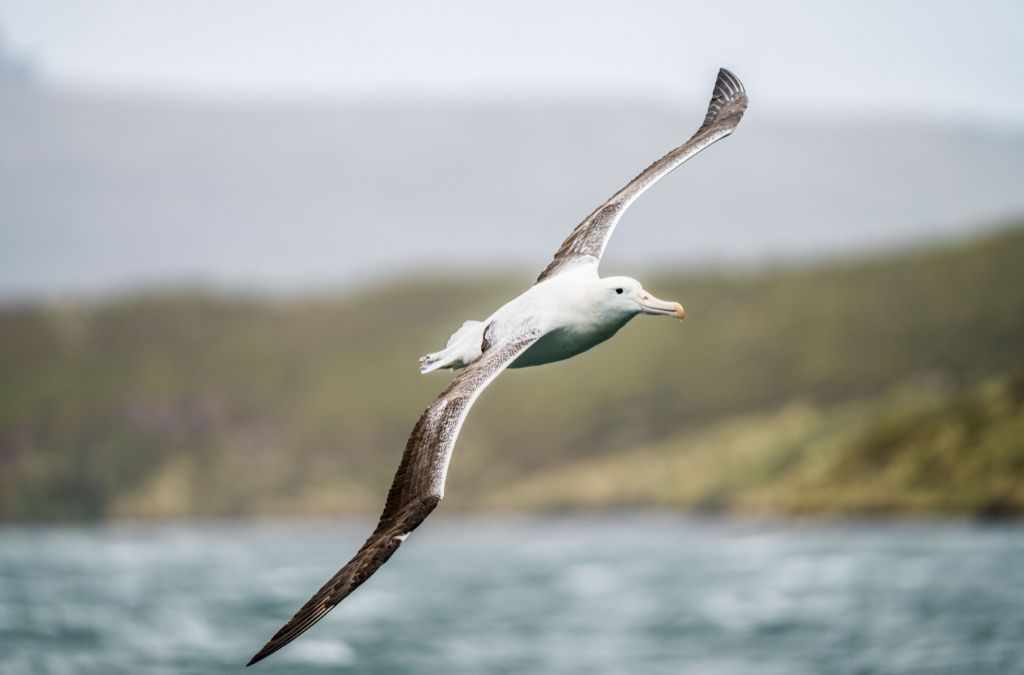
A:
[536,68,748,282]
[247,322,546,666]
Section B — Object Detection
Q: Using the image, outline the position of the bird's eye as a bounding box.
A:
[615,288,624,294]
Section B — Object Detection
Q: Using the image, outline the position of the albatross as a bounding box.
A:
[248,67,747,666]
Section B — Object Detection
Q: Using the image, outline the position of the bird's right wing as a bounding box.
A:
[536,68,748,282]
[247,322,546,666]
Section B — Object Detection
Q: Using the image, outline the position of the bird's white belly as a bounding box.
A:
[509,322,623,369]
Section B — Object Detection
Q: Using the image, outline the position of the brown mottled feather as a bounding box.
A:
[536,68,748,282]
[247,326,545,666]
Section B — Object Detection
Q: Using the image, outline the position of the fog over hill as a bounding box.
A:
[1,78,1023,299]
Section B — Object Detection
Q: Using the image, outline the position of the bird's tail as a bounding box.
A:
[418,320,484,374]
[418,351,447,374]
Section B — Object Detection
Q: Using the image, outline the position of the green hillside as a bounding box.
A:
[485,372,1024,516]
[1,226,1023,520]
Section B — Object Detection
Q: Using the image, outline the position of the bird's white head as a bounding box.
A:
[593,276,685,322]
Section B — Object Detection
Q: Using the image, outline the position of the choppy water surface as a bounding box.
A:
[2,517,1023,674]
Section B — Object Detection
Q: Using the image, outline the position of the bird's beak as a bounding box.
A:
[637,289,685,319]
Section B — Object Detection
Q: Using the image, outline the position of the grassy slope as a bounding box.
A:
[485,373,1024,516]
[1,226,1022,520]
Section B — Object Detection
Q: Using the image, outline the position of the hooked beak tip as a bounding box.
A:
[675,304,685,320]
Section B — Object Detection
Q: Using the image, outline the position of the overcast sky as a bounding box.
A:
[1,1,1023,299]
[1,0,1023,127]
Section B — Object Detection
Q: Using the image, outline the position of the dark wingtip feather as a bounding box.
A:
[701,67,748,130]
[244,493,443,666]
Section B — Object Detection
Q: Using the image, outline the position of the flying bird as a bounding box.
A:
[248,68,747,666]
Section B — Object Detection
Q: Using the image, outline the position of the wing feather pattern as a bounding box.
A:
[247,325,545,666]
[536,68,748,282]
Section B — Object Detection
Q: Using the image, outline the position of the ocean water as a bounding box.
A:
[1,517,1022,675]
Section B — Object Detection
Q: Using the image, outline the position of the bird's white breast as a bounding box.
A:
[491,270,633,368]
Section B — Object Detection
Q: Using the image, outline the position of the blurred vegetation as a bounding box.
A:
[485,373,1024,516]
[1,226,1023,521]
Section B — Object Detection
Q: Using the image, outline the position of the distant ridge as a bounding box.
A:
[1,83,1024,298]
[0,30,34,87]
